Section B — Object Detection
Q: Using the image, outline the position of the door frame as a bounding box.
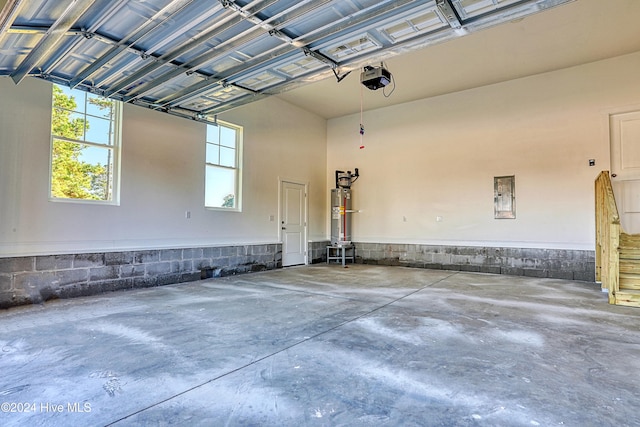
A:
[278,178,308,266]
[609,109,640,181]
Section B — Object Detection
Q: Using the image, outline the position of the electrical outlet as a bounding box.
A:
[436,216,443,222]
[185,211,191,219]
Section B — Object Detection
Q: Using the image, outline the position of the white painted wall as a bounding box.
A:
[327,52,640,250]
[3,51,640,257]
[0,78,327,256]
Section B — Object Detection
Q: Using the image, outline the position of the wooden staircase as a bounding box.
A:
[617,233,640,306]
[595,171,640,307]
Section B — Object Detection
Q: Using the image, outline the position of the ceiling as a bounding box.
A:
[0,0,608,121]
[4,0,621,124]
[281,0,640,119]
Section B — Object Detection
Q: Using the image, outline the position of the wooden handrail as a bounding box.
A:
[596,172,620,223]
[595,171,620,303]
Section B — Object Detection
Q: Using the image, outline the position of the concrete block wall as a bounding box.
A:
[308,241,330,264]
[355,243,595,282]
[0,244,282,309]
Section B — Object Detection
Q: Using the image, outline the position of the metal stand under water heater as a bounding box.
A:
[331,168,359,247]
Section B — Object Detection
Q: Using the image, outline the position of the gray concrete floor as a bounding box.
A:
[1,264,639,427]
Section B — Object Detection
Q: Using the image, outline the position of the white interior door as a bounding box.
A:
[281,181,307,266]
[610,111,640,234]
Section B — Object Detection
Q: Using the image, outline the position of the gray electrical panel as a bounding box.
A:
[494,175,516,219]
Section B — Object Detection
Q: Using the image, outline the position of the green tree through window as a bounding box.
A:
[50,84,120,201]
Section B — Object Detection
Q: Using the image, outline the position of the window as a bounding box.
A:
[50,84,121,203]
[205,121,242,210]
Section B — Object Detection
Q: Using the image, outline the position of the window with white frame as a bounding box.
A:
[50,84,121,202]
[205,121,242,210]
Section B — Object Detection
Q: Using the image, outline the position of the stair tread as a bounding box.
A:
[615,289,640,307]
[620,244,640,248]
[619,283,640,291]
[615,290,640,298]
[607,231,640,306]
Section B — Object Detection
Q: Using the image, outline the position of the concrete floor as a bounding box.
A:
[1,264,639,427]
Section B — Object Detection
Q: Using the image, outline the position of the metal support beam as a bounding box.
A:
[70,0,198,88]
[0,0,24,34]
[10,0,97,84]
[6,24,217,87]
[105,0,277,98]
[113,0,292,101]
[302,46,337,68]
[155,0,419,110]
[219,0,271,26]
[0,0,577,119]
[0,0,26,45]
[269,28,338,69]
[100,6,254,97]
[42,0,130,77]
[436,0,463,30]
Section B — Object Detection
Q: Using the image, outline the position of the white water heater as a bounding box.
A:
[331,169,359,246]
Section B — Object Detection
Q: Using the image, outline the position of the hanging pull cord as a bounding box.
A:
[359,82,365,149]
